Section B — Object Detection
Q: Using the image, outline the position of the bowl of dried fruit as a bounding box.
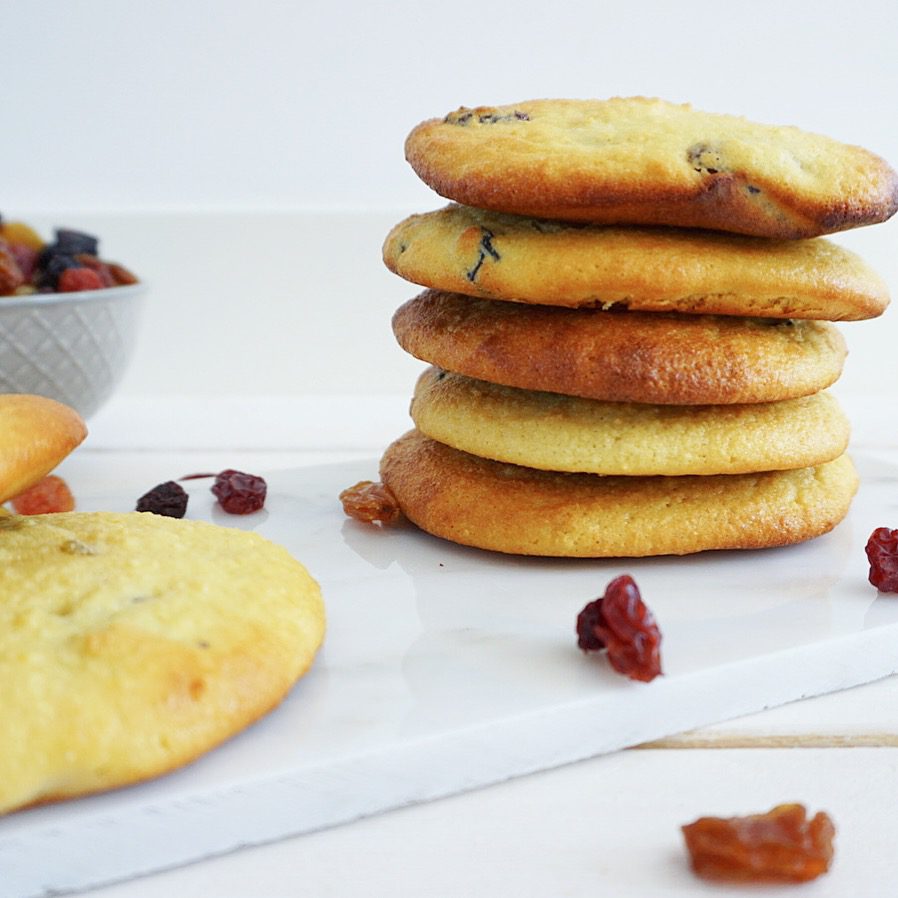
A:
[0,216,145,418]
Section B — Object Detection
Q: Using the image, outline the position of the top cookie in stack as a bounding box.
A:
[378,97,896,557]
[402,97,898,239]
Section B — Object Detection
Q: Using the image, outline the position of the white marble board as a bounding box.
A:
[3,454,898,898]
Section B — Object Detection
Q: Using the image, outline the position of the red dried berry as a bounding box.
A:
[576,574,662,682]
[75,253,116,287]
[9,243,38,281]
[57,267,104,292]
[0,243,25,295]
[107,262,139,285]
[136,481,189,518]
[865,527,898,592]
[211,469,267,514]
[576,599,606,652]
[11,475,75,514]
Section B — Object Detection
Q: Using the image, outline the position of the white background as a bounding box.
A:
[4,0,898,400]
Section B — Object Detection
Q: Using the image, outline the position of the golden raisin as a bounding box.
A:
[10,475,76,515]
[682,803,835,882]
[339,480,402,525]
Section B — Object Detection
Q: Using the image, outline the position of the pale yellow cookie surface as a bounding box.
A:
[405,98,898,238]
[380,430,858,558]
[0,394,86,503]
[411,368,849,476]
[0,511,325,816]
[384,205,889,320]
[394,291,847,405]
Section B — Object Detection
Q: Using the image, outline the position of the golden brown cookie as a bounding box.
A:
[384,205,889,320]
[393,291,847,405]
[380,430,858,557]
[0,394,87,503]
[405,98,898,238]
[411,367,850,476]
[0,511,325,815]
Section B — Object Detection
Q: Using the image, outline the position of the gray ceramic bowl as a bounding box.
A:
[0,283,146,418]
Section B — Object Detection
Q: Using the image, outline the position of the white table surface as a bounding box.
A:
[27,392,897,896]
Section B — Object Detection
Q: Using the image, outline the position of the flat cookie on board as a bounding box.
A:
[411,367,850,476]
[405,97,898,239]
[384,205,889,320]
[0,511,325,816]
[380,430,859,558]
[393,290,847,406]
[0,394,87,503]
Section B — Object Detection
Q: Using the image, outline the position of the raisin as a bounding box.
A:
[576,575,662,682]
[339,480,402,525]
[211,469,267,514]
[0,243,25,295]
[136,481,189,518]
[682,804,835,882]
[865,527,898,591]
[9,244,38,281]
[75,253,116,287]
[466,228,501,282]
[10,475,75,514]
[687,142,725,174]
[107,262,139,285]
[58,267,104,292]
[34,251,80,289]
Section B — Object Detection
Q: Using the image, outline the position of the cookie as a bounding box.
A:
[0,394,87,503]
[393,290,847,405]
[0,511,325,815]
[411,367,849,476]
[380,430,858,557]
[405,98,898,239]
[384,205,889,320]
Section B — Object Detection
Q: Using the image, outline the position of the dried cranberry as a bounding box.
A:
[0,243,24,295]
[136,481,189,518]
[576,599,606,652]
[9,244,38,281]
[866,527,898,592]
[576,574,662,682]
[11,475,75,514]
[75,253,116,287]
[58,267,104,292]
[211,469,267,514]
[107,262,139,285]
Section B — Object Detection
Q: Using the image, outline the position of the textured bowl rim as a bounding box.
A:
[0,282,146,310]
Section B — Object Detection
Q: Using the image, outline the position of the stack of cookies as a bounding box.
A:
[378,97,897,557]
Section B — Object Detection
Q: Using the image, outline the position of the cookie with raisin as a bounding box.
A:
[411,367,850,476]
[0,511,325,815]
[393,290,847,406]
[384,204,889,320]
[405,98,898,238]
[380,430,858,557]
[0,394,86,503]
